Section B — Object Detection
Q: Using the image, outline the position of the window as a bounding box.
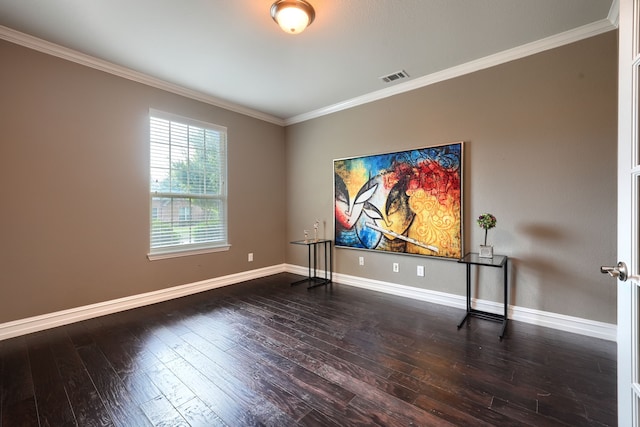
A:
[178,206,191,222]
[149,110,228,259]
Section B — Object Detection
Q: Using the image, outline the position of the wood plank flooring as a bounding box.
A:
[0,273,616,426]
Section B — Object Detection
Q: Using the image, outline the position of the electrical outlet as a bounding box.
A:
[393,262,399,273]
[359,256,364,266]
[248,253,253,262]
[417,265,425,277]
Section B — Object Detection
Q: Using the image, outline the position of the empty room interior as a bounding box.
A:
[0,1,625,426]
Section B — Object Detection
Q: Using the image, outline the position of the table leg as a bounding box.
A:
[500,260,509,339]
[323,241,327,282]
[504,260,508,319]
[312,243,317,278]
[307,245,312,280]
[329,241,333,282]
[457,263,472,329]
[457,313,470,329]
[467,263,471,312]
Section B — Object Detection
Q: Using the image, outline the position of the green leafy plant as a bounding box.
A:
[477,213,497,246]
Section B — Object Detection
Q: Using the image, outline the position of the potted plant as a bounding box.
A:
[477,213,497,258]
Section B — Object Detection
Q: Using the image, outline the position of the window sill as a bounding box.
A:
[147,244,231,261]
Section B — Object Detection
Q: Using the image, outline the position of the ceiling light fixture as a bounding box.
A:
[270,0,315,35]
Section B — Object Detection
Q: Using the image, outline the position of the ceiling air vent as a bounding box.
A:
[380,70,409,83]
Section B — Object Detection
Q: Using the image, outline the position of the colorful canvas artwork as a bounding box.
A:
[334,142,463,259]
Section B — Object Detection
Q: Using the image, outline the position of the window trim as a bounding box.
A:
[147,244,230,261]
[147,109,229,259]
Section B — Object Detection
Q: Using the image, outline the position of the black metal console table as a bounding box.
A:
[457,252,509,339]
[290,239,333,289]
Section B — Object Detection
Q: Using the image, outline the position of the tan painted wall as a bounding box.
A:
[285,31,618,323]
[0,40,286,323]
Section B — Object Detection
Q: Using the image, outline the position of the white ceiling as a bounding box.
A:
[0,1,617,125]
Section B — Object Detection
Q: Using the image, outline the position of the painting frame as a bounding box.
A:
[333,142,463,260]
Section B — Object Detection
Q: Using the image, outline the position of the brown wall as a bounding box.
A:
[0,40,286,323]
[285,31,618,323]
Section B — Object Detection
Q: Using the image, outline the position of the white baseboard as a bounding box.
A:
[285,264,617,342]
[0,264,286,342]
[0,264,616,342]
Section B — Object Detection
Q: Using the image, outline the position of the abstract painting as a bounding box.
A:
[334,142,463,259]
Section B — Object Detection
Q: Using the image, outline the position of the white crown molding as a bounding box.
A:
[0,25,286,127]
[285,265,617,341]
[608,0,620,27]
[1,16,616,129]
[0,264,286,342]
[285,18,618,126]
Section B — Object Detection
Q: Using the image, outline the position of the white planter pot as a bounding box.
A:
[479,245,493,258]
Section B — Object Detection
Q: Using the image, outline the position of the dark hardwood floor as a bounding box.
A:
[0,273,616,426]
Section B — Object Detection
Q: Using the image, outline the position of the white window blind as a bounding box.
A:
[149,110,228,258]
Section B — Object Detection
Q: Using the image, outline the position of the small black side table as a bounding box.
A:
[290,239,333,289]
[457,252,509,339]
